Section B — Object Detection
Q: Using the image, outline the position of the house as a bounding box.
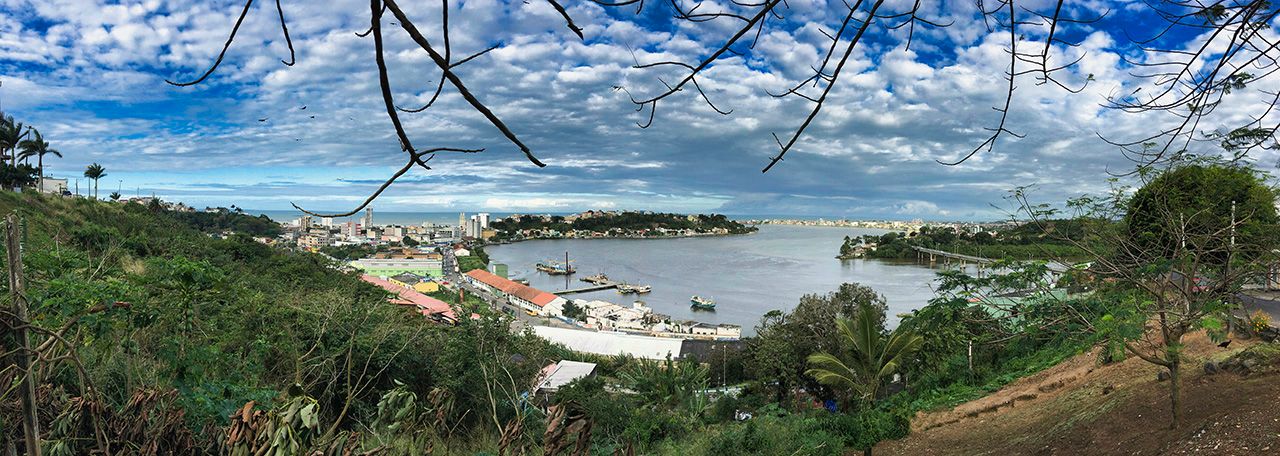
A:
[413,280,440,294]
[361,275,457,324]
[39,177,68,195]
[388,272,422,289]
[535,360,597,397]
[453,247,471,257]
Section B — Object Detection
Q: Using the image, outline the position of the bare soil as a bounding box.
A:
[878,332,1280,455]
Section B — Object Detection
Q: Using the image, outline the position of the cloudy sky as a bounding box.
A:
[1,0,1274,219]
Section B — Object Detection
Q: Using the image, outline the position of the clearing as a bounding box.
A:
[879,331,1280,455]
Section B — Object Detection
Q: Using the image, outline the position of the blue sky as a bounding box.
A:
[1,0,1272,219]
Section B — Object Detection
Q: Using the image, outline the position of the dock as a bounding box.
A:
[554,280,621,295]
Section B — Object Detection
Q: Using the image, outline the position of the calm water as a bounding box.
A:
[487,225,950,334]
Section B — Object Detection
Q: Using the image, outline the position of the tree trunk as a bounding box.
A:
[5,215,41,456]
[1167,359,1181,430]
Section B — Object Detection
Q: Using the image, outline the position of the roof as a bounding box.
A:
[535,360,597,392]
[465,269,561,307]
[531,326,682,359]
[361,275,456,322]
[390,273,421,284]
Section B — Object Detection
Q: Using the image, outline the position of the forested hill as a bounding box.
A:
[841,221,1090,260]
[490,211,757,239]
[0,193,566,452]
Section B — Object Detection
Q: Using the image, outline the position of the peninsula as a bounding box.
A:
[489,210,757,241]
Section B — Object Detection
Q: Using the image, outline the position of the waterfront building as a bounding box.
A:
[363,207,374,228]
[351,257,444,277]
[464,269,566,316]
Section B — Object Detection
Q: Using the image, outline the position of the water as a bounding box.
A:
[487,225,948,334]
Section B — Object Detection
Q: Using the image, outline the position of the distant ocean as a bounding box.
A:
[248,210,843,226]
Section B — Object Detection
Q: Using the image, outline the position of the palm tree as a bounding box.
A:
[84,163,106,199]
[805,308,923,405]
[18,128,61,191]
[0,113,28,167]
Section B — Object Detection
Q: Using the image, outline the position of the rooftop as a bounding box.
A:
[535,360,597,393]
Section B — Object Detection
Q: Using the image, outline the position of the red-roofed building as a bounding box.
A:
[464,269,567,317]
[362,275,459,324]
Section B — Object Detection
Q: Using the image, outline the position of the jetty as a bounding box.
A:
[554,280,622,295]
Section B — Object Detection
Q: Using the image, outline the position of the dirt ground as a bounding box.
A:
[878,332,1280,455]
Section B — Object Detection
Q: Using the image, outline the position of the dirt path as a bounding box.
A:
[879,332,1280,455]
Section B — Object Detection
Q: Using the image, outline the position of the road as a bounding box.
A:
[1236,290,1280,326]
[440,247,575,330]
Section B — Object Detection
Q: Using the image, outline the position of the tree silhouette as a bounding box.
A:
[83,163,106,199]
[18,128,61,192]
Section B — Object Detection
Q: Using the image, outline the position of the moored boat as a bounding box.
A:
[536,260,576,275]
[690,295,716,310]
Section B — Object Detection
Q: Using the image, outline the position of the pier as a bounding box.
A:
[554,280,622,295]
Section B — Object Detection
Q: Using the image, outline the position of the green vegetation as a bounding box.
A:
[4,160,1274,453]
[841,222,1091,261]
[165,206,283,237]
[490,211,757,240]
[456,245,490,272]
[83,162,106,199]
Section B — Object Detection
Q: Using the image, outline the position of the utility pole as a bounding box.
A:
[5,214,41,456]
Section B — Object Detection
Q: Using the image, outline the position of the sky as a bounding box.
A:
[1,0,1276,220]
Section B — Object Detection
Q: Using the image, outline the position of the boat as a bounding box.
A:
[690,295,716,310]
[536,261,576,275]
[617,283,652,294]
[582,273,610,284]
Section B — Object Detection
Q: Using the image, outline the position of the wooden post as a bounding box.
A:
[5,214,40,456]
[967,339,973,375]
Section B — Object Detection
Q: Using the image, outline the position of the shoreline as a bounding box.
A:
[487,230,758,245]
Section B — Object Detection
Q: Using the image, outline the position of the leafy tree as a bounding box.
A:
[805,306,922,406]
[84,162,106,199]
[1126,163,1278,263]
[401,235,419,247]
[17,128,61,191]
[0,112,27,166]
[562,300,585,321]
[0,163,37,189]
[109,191,122,201]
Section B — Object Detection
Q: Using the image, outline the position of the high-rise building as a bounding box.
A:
[344,221,359,237]
[299,216,313,229]
[321,217,333,227]
[478,212,490,229]
[363,208,374,228]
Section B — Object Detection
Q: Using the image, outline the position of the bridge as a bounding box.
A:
[911,246,1071,273]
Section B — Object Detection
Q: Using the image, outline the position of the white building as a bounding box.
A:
[39,177,68,195]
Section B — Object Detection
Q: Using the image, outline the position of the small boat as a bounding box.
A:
[582,273,610,284]
[690,295,716,310]
[632,285,652,294]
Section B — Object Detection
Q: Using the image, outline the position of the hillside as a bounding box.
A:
[880,331,1280,455]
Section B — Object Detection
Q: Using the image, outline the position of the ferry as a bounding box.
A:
[536,261,576,275]
[690,295,716,310]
